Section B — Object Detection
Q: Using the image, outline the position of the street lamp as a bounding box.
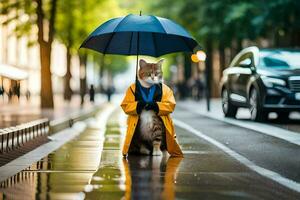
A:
[191,50,210,111]
[196,50,206,62]
[191,51,207,63]
[191,54,199,63]
[197,50,209,111]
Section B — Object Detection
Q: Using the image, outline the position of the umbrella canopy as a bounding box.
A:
[80,14,198,57]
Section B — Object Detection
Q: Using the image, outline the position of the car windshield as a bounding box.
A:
[259,50,300,69]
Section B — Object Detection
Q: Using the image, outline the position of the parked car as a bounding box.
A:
[220,46,300,121]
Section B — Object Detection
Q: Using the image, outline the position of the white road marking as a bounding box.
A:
[178,104,300,146]
[174,118,300,193]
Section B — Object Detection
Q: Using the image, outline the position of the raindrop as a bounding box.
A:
[77,192,86,200]
[84,184,93,192]
[93,185,101,189]
[92,176,103,181]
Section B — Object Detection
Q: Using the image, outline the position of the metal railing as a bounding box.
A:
[0,160,43,189]
[0,119,49,153]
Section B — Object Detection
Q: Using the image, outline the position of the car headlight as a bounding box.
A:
[261,76,286,87]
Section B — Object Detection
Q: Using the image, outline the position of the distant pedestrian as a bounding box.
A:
[89,84,95,102]
[0,85,4,97]
[192,78,204,101]
[8,88,13,102]
[25,89,31,101]
[106,86,114,102]
[16,83,20,100]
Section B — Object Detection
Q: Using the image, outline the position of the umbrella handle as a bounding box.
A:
[135,11,142,82]
[135,31,140,83]
[136,54,138,81]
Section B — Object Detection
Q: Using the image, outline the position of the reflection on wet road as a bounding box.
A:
[123,156,182,200]
[84,110,182,200]
[1,107,300,199]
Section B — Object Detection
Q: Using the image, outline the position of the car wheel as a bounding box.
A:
[249,88,267,122]
[222,88,238,118]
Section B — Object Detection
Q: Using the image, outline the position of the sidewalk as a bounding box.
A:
[0,94,106,129]
[178,98,300,133]
[178,98,252,119]
[0,105,115,199]
[179,98,300,119]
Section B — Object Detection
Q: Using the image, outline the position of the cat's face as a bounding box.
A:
[138,59,164,85]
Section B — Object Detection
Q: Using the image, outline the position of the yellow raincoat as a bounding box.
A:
[120,83,183,157]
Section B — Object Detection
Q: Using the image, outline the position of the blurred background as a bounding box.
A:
[0,0,299,108]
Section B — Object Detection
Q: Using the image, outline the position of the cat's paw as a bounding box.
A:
[152,149,162,156]
[140,145,151,155]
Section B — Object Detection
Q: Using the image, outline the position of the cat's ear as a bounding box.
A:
[157,59,164,67]
[139,59,147,68]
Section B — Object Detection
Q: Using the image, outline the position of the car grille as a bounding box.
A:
[289,76,300,92]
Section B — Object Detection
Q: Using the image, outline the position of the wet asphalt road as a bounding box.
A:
[0,105,300,199]
[173,107,300,183]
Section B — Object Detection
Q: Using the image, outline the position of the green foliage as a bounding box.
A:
[2,0,300,78]
[150,0,300,48]
[56,0,125,52]
[1,0,34,39]
[104,55,129,75]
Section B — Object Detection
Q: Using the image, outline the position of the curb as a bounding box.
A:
[0,105,102,166]
[49,105,102,134]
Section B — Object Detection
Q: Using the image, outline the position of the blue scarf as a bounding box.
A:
[138,83,156,103]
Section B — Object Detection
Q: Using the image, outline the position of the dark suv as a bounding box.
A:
[220,46,300,121]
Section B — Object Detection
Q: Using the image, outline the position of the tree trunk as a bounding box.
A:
[79,53,87,105]
[205,39,213,111]
[64,46,72,101]
[184,53,192,81]
[237,38,243,52]
[36,0,57,108]
[218,43,226,76]
[230,40,236,60]
[39,42,54,108]
[181,53,192,98]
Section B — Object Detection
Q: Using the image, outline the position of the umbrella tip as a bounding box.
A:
[139,10,142,16]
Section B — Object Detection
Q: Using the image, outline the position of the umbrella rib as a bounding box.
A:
[113,15,128,32]
[152,32,158,57]
[102,15,130,55]
[178,35,194,52]
[103,32,115,54]
[102,15,127,54]
[151,15,167,33]
[128,32,133,55]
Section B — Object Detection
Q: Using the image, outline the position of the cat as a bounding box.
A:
[129,59,167,156]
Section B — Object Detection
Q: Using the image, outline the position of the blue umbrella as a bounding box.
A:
[80,14,199,77]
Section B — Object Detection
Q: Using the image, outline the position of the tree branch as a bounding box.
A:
[36,0,44,44]
[48,0,57,44]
